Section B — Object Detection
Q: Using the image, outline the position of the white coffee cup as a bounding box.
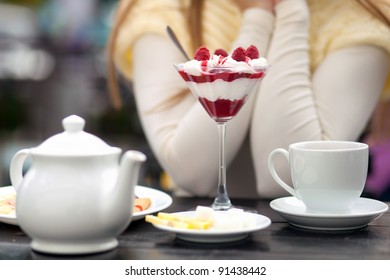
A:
[268,141,369,212]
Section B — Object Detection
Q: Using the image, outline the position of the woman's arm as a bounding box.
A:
[251,0,390,198]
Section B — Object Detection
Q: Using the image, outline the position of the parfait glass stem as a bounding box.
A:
[212,122,231,210]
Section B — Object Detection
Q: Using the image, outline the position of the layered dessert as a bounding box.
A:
[176,45,268,122]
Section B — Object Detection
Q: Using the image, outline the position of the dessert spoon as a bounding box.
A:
[166,26,191,61]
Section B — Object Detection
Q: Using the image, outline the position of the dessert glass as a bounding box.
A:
[175,64,268,210]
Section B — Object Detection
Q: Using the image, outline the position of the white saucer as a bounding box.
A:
[151,211,271,243]
[270,196,388,231]
[0,185,172,225]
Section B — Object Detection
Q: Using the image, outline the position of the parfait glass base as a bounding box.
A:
[212,200,232,211]
[211,196,258,213]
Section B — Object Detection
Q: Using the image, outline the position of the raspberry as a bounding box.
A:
[231,47,246,61]
[214,48,228,57]
[194,46,210,61]
[245,45,259,59]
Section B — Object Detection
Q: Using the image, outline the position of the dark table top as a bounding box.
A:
[1,196,390,260]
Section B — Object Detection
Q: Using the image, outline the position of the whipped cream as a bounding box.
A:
[182,54,268,76]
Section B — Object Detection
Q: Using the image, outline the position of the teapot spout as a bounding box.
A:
[110,150,146,222]
[117,150,147,194]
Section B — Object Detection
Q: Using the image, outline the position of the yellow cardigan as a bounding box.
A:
[113,0,390,99]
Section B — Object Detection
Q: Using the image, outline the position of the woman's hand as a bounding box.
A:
[273,0,283,5]
[233,0,274,12]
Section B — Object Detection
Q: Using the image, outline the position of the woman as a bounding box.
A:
[107,0,390,199]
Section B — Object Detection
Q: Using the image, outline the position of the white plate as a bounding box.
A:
[132,186,173,221]
[0,186,17,225]
[270,196,388,231]
[151,211,271,243]
[0,185,172,225]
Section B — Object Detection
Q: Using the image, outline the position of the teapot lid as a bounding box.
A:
[33,115,118,155]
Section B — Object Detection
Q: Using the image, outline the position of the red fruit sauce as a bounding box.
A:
[198,97,247,122]
[178,68,265,122]
[178,69,265,83]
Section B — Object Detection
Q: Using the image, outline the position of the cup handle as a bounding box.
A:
[268,148,298,198]
[9,149,30,192]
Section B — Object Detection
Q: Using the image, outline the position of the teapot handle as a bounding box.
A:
[9,149,30,191]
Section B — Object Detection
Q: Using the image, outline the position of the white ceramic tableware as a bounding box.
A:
[9,115,146,254]
[268,141,369,213]
[270,196,388,230]
[150,211,271,243]
[132,186,173,221]
[0,186,17,225]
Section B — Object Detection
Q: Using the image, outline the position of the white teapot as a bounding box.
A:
[9,115,146,254]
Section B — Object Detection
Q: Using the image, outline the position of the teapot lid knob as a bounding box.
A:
[62,115,85,133]
[32,114,118,156]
